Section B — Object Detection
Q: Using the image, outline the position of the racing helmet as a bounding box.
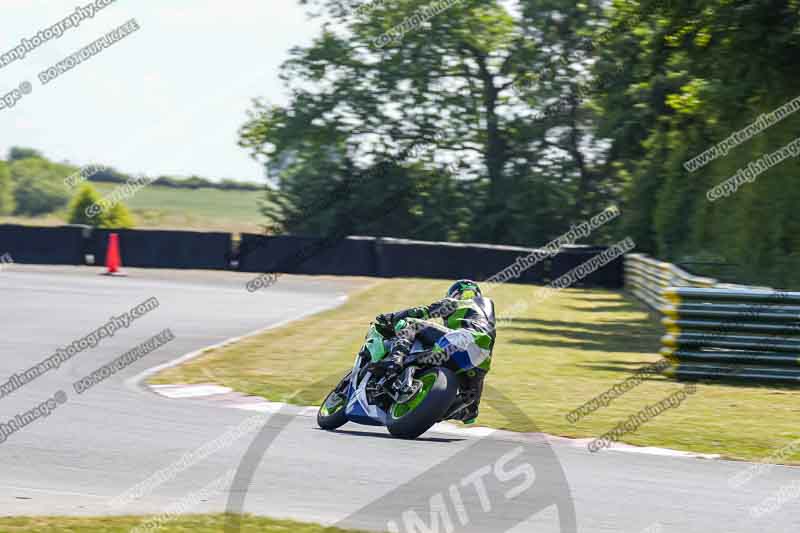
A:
[446,279,481,300]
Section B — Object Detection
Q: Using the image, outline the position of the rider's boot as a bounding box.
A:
[459,373,485,424]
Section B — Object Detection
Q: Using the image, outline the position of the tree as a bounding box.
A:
[67,184,136,228]
[240,0,607,246]
[9,157,71,216]
[0,161,14,215]
[8,147,43,161]
[99,201,135,229]
[67,184,104,226]
[594,0,800,286]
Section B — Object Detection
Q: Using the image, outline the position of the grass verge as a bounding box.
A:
[151,278,800,463]
[0,514,365,532]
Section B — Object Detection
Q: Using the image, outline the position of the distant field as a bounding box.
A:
[93,183,265,233]
[0,183,267,233]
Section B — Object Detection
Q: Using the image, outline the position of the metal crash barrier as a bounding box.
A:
[624,253,716,309]
[625,254,800,384]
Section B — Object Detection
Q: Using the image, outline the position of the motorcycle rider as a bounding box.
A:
[371,279,496,424]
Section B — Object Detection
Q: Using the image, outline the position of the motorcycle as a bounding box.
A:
[317,321,483,439]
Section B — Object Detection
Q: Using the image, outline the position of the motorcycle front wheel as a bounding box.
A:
[317,371,351,431]
[386,367,457,439]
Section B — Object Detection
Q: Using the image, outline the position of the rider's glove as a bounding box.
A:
[369,359,402,378]
[374,313,395,337]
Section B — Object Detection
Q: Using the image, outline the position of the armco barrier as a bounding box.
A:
[0,224,86,265]
[87,228,232,270]
[626,254,800,384]
[660,287,800,384]
[624,253,716,309]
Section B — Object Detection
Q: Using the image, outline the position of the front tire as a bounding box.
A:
[317,372,351,431]
[387,367,458,439]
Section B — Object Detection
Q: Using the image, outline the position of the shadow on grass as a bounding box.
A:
[566,295,627,303]
[564,304,644,313]
[667,376,800,391]
[575,363,670,379]
[504,319,650,336]
[506,297,663,355]
[562,298,646,312]
[590,359,665,366]
[510,337,656,354]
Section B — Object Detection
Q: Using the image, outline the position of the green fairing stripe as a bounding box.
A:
[365,325,388,362]
[447,306,470,329]
[473,332,492,349]
[479,357,492,371]
[321,393,345,416]
[446,301,485,329]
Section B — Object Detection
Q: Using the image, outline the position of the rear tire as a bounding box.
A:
[317,372,351,431]
[387,367,457,439]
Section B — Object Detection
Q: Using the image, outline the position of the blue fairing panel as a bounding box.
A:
[345,399,385,426]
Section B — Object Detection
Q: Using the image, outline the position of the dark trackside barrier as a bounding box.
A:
[236,235,549,283]
[549,245,624,288]
[0,224,86,265]
[373,238,547,282]
[87,228,232,270]
[235,235,629,286]
[659,286,800,384]
[1,224,623,287]
[237,234,377,276]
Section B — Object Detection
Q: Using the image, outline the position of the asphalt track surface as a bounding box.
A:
[0,266,798,532]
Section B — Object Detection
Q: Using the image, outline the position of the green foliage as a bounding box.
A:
[99,201,135,229]
[9,158,71,216]
[241,0,612,246]
[262,0,800,286]
[67,183,136,228]
[0,161,14,215]
[8,146,43,161]
[593,0,800,288]
[67,184,104,226]
[89,170,262,191]
[89,167,128,184]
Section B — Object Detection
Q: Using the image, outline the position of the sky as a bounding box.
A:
[0,1,322,183]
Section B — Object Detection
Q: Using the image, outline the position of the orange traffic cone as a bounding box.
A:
[104,233,124,275]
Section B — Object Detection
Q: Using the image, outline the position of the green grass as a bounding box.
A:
[0,514,365,532]
[0,184,266,233]
[92,183,265,233]
[151,279,800,463]
[0,214,65,227]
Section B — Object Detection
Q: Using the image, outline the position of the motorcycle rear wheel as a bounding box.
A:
[387,367,457,439]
